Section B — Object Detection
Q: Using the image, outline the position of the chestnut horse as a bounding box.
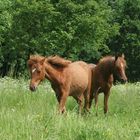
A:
[28,55,92,114]
[89,54,127,114]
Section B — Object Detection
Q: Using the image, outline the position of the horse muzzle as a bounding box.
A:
[29,85,36,91]
[120,77,127,84]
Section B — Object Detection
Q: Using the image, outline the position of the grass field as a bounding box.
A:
[0,77,140,140]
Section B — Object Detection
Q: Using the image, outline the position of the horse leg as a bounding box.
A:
[89,93,94,109]
[55,90,67,114]
[95,87,101,116]
[86,69,92,111]
[89,79,93,109]
[95,92,99,116]
[73,95,83,114]
[84,91,90,113]
[78,95,83,114]
[58,96,67,114]
[104,92,110,114]
[89,80,94,109]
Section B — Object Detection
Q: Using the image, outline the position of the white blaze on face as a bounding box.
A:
[120,63,124,69]
[120,62,125,76]
[32,68,37,73]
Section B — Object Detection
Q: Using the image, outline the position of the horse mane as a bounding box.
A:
[28,55,45,66]
[47,55,72,67]
[28,55,71,68]
[96,56,115,73]
[98,56,114,65]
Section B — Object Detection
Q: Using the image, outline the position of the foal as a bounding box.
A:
[89,54,127,114]
[28,55,92,114]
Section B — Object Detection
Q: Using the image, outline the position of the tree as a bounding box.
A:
[108,0,140,81]
[1,0,119,77]
[0,0,12,76]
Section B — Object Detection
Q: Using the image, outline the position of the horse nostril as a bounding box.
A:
[123,77,127,83]
[124,79,127,83]
[30,86,36,91]
[120,78,127,84]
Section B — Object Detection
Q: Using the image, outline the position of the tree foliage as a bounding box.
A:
[0,0,140,81]
[108,0,140,81]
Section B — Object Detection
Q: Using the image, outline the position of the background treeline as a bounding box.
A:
[0,0,140,81]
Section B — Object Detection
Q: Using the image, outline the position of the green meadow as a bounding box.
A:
[0,77,140,140]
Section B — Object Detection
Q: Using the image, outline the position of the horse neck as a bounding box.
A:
[44,61,62,84]
[97,58,115,81]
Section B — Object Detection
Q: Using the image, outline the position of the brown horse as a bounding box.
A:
[89,54,127,114]
[28,55,92,114]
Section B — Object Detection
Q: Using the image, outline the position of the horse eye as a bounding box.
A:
[37,69,41,73]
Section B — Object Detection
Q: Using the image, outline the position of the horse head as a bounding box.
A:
[114,54,127,83]
[28,55,46,91]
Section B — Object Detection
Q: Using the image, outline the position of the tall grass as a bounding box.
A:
[0,77,140,140]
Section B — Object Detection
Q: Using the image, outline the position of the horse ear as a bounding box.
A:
[28,59,34,67]
[40,58,46,65]
[122,53,125,58]
[29,55,33,59]
[115,55,118,61]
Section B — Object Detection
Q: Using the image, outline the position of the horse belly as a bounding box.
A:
[68,65,89,97]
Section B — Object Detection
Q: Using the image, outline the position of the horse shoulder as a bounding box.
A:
[58,68,70,85]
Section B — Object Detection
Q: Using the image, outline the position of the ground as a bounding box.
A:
[0,77,140,140]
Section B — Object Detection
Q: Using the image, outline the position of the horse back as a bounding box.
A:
[88,63,96,69]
